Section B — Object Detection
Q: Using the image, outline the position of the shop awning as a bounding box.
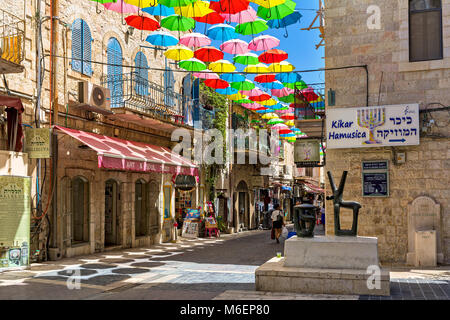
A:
[54,125,198,176]
[303,182,324,194]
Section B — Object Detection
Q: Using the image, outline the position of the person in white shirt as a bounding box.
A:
[271,204,284,243]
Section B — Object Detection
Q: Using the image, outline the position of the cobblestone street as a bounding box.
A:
[0,227,449,300]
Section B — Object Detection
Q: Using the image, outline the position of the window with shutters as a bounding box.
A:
[164,60,176,107]
[409,0,443,62]
[107,37,124,108]
[182,75,192,125]
[71,19,93,76]
[134,51,149,96]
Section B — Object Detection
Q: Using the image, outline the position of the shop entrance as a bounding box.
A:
[148,180,160,235]
[236,180,249,230]
[105,179,120,246]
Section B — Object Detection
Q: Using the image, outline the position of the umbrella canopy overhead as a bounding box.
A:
[228,93,247,100]
[259,80,284,90]
[178,58,207,71]
[230,79,255,91]
[268,61,294,72]
[209,59,236,73]
[244,63,270,73]
[249,93,271,101]
[220,6,257,24]
[164,44,194,60]
[142,4,175,16]
[220,73,246,82]
[194,11,225,24]
[125,15,160,31]
[275,72,302,83]
[240,87,265,96]
[258,49,288,63]
[283,80,307,89]
[254,74,276,83]
[194,46,224,62]
[267,10,302,29]
[158,0,194,7]
[161,14,195,31]
[251,0,287,8]
[235,19,268,36]
[257,0,296,20]
[209,0,250,15]
[145,30,178,46]
[271,87,294,97]
[124,0,158,7]
[193,70,220,79]
[216,87,239,95]
[103,0,139,13]
[174,1,214,18]
[204,78,230,89]
[233,52,259,65]
[220,39,249,54]
[248,34,280,51]
[207,24,237,41]
[179,32,211,47]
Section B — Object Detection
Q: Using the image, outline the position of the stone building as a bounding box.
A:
[324,0,450,264]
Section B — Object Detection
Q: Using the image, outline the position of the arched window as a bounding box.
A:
[107,37,123,108]
[134,52,149,96]
[409,0,442,61]
[71,19,93,76]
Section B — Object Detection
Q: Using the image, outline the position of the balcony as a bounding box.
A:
[0,9,25,74]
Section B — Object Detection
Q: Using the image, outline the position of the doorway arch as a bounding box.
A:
[135,179,148,237]
[105,179,121,246]
[236,180,249,230]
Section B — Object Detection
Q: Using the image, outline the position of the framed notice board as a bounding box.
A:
[362,161,389,197]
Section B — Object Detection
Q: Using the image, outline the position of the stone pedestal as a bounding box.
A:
[255,236,390,296]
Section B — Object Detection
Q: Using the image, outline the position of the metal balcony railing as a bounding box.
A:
[101,72,191,124]
[0,9,25,66]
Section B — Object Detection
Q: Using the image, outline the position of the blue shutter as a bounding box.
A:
[134,52,148,96]
[71,19,82,73]
[82,21,93,76]
[164,61,175,107]
[107,38,123,108]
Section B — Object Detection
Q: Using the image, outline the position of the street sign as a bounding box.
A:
[326,104,419,149]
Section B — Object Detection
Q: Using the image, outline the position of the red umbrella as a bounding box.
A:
[279,128,293,134]
[210,0,250,15]
[258,49,288,64]
[254,74,276,83]
[194,11,225,24]
[299,87,319,101]
[125,15,160,31]
[204,78,229,89]
[249,94,271,102]
[290,102,308,109]
[280,113,296,120]
[194,46,224,62]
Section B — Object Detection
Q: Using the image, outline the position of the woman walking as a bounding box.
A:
[271,204,284,243]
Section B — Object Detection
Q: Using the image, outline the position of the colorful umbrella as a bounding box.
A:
[259,98,278,106]
[254,74,276,83]
[174,1,214,18]
[251,0,287,8]
[242,103,264,110]
[240,87,264,96]
[125,15,160,31]
[256,108,275,114]
[258,49,288,64]
[178,58,207,71]
[249,93,271,101]
[244,63,270,73]
[231,79,255,91]
[284,120,294,126]
[103,1,139,13]
[194,11,225,24]
[261,112,278,119]
[220,39,249,54]
[193,70,220,79]
[142,4,175,16]
[267,10,302,28]
[179,32,211,47]
[248,34,280,51]
[216,87,239,95]
[207,24,237,41]
[210,0,250,15]
[275,72,301,83]
[235,98,253,104]
[123,0,158,7]
[283,81,307,90]
[158,0,193,7]
[145,30,178,46]
[209,59,236,73]
[278,94,295,103]
[268,61,294,72]
[280,113,295,120]
[257,0,296,21]
[259,80,284,90]
[220,7,257,24]
[300,87,320,101]
[267,118,284,125]
[271,123,288,129]
[228,93,247,101]
[161,14,195,31]
[271,87,294,97]
[235,19,268,36]
[194,46,224,62]
[280,133,295,137]
[164,44,194,61]
[233,52,259,65]
[271,102,286,110]
[204,78,230,89]
[220,73,246,82]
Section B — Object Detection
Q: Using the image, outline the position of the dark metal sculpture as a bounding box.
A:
[293,204,317,238]
[326,171,362,236]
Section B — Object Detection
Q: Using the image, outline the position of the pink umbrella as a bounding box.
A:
[271,87,294,97]
[243,103,266,110]
[220,39,249,55]
[220,7,257,24]
[240,88,265,96]
[193,70,220,79]
[276,107,295,114]
[103,0,139,13]
[248,35,280,51]
[179,33,211,48]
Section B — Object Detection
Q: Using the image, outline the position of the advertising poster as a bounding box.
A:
[181,221,199,238]
[0,176,31,269]
[294,139,321,163]
[24,128,51,158]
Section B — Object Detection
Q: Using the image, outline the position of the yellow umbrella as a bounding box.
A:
[244,63,270,73]
[259,98,277,106]
[268,61,295,73]
[228,93,247,101]
[284,120,294,126]
[164,44,194,61]
[251,0,287,8]
[124,0,158,7]
[209,59,236,73]
[261,112,278,119]
[174,1,214,18]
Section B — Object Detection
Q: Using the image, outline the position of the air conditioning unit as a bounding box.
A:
[77,81,112,115]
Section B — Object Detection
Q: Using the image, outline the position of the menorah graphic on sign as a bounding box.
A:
[357,108,385,145]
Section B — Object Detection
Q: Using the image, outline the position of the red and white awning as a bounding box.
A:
[54,125,198,176]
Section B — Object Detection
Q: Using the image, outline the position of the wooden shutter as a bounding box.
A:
[107,38,123,108]
[134,52,149,96]
[71,19,82,73]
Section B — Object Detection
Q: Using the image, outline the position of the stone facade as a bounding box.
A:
[324,0,450,263]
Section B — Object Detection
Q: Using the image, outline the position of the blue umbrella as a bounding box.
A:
[256,109,275,114]
[280,133,296,137]
[267,11,302,29]
[271,103,286,110]
[259,81,284,90]
[215,87,239,95]
[220,73,245,82]
[145,30,179,47]
[142,4,175,16]
[207,24,237,42]
[275,72,302,83]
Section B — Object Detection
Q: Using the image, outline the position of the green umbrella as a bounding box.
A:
[233,53,259,65]
[268,118,284,125]
[257,0,296,21]
[251,119,261,123]
[158,0,194,7]
[283,80,308,90]
[235,99,253,104]
[235,19,268,36]
[278,94,295,103]
[161,14,195,31]
[179,58,207,71]
[231,80,255,91]
[89,0,116,2]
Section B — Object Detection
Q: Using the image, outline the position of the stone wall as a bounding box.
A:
[324,0,450,263]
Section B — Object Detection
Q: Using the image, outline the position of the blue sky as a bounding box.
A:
[193,0,325,91]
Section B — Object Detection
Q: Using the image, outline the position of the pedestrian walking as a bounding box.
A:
[271,204,284,244]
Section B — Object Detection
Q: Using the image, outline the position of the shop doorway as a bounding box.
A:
[105,179,120,246]
[148,180,160,235]
[236,180,249,230]
[135,179,148,237]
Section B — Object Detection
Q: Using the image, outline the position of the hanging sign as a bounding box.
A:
[326,104,419,149]
[24,128,51,158]
[0,176,31,270]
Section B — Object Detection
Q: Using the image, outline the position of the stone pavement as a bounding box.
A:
[0,225,448,300]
